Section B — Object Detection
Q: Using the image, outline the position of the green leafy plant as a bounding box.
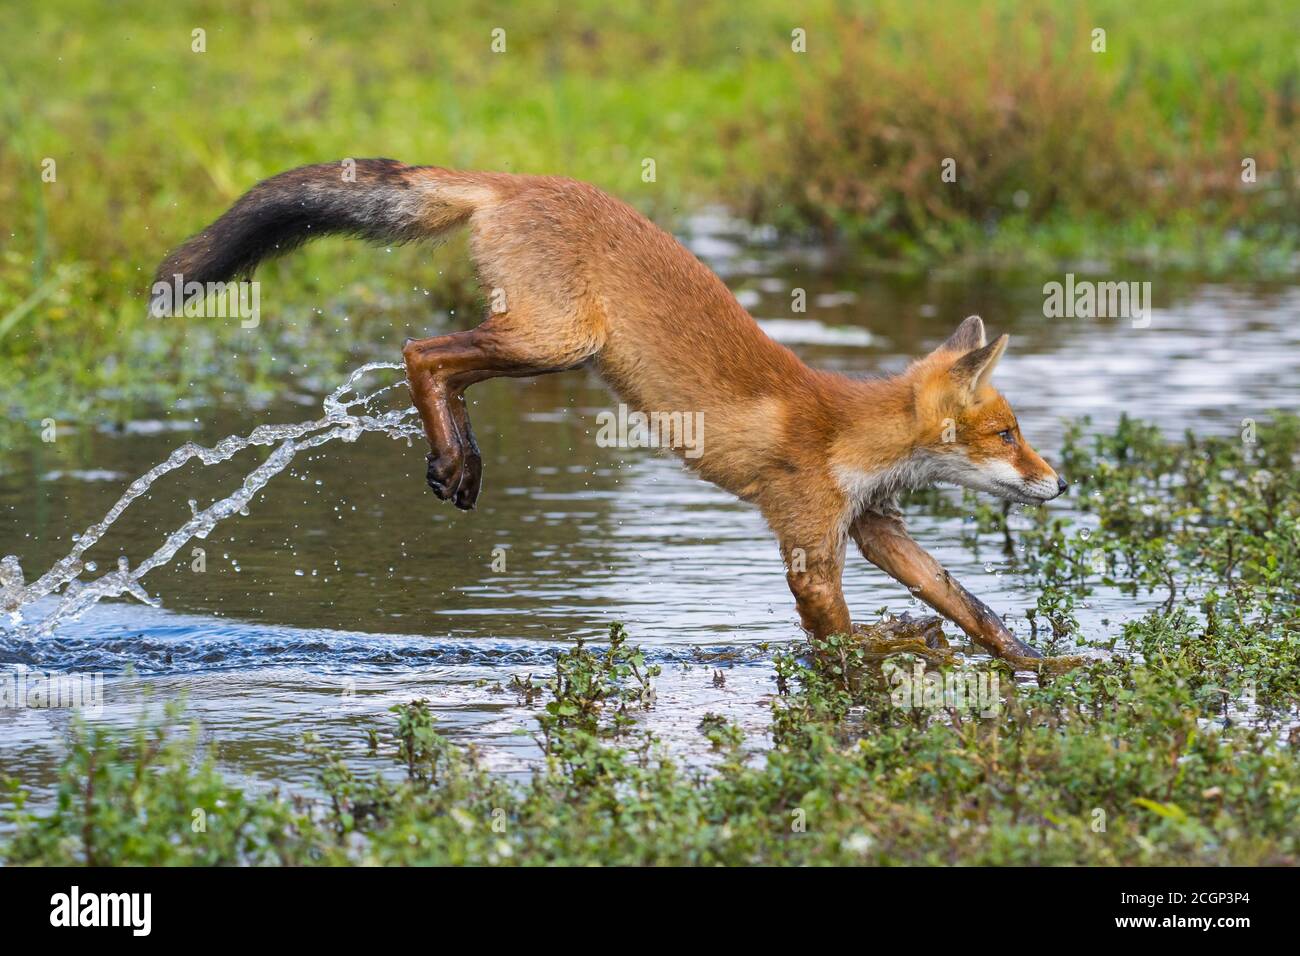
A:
[4,414,1299,866]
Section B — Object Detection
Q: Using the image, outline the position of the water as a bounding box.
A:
[3,213,1299,809]
[1,362,421,637]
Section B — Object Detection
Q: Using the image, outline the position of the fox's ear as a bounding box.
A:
[950,333,1008,400]
[940,315,986,353]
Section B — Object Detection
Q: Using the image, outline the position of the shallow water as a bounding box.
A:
[3,214,1299,809]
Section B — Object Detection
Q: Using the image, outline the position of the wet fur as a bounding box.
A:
[154,161,1064,665]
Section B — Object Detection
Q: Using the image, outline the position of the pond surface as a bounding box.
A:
[3,213,1299,809]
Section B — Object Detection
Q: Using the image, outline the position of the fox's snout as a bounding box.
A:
[1012,465,1067,504]
[1038,473,1068,502]
[992,436,1066,504]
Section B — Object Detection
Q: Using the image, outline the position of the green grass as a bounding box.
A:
[4,413,1299,865]
[1,0,1297,426]
[753,1,1300,256]
[3,1,1297,867]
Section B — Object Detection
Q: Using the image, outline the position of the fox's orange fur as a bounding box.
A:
[153,160,1066,666]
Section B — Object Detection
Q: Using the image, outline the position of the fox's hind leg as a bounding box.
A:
[403,331,480,508]
[443,393,483,509]
[403,310,599,509]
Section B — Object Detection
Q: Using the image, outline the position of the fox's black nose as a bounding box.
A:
[1056,476,1069,494]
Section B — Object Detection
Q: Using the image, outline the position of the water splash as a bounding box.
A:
[0,363,422,639]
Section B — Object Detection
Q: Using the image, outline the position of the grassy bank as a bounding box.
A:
[1,0,1298,426]
[5,413,1298,865]
[750,1,1300,268]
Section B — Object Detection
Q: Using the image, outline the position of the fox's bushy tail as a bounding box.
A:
[149,159,491,314]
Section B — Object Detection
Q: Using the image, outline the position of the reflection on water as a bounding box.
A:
[3,213,1299,810]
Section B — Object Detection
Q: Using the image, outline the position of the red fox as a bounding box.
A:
[153,159,1066,667]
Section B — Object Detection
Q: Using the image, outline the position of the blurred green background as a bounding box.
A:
[1,0,1296,423]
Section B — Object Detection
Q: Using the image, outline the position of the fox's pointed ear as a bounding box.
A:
[940,315,986,353]
[950,333,1008,400]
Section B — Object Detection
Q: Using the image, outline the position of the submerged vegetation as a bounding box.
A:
[2,0,1298,425]
[5,414,1298,865]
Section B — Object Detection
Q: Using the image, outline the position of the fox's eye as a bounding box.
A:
[997,429,1016,445]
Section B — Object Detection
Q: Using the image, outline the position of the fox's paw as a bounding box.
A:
[453,451,482,511]
[426,450,464,502]
[1025,653,1090,677]
[425,450,481,510]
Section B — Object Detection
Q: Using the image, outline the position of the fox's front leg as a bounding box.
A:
[781,539,852,640]
[850,510,1042,665]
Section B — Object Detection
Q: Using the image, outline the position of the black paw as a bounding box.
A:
[426,451,463,501]
[452,452,482,510]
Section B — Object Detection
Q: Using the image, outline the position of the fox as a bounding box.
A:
[151,159,1067,667]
